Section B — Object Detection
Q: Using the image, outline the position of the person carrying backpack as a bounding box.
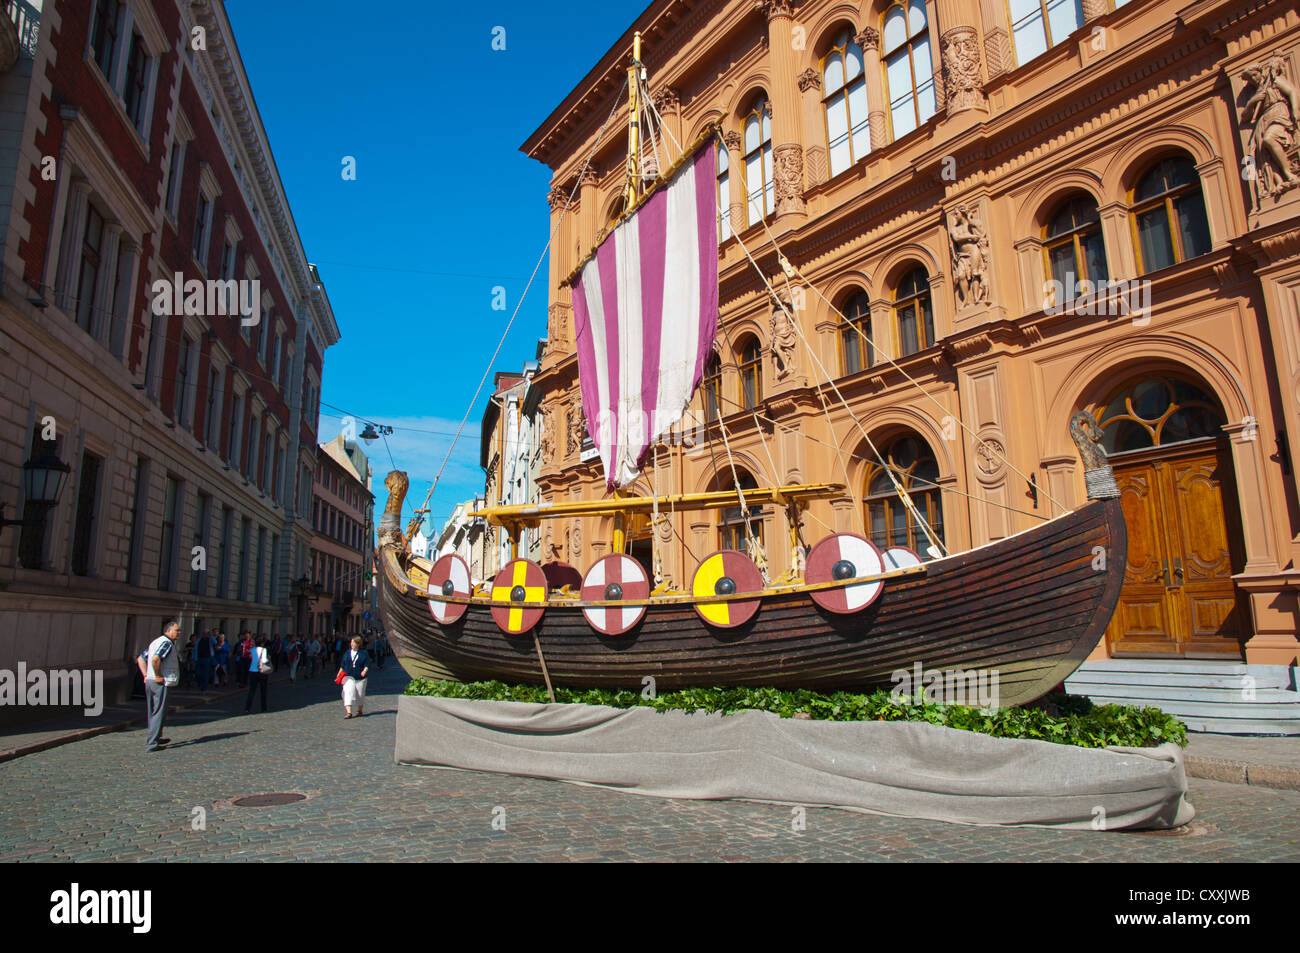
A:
[245,636,272,714]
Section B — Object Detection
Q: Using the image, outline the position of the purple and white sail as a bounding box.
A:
[571,143,718,488]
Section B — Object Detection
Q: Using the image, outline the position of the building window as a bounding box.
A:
[1092,376,1224,454]
[157,476,180,591]
[1007,0,1083,67]
[893,267,934,356]
[717,142,731,242]
[75,205,105,335]
[217,507,233,599]
[739,337,763,410]
[882,0,936,140]
[743,95,774,226]
[1044,194,1108,303]
[163,139,185,220]
[1131,155,1212,274]
[717,470,764,553]
[125,455,149,585]
[90,0,123,80]
[191,492,211,595]
[174,333,194,429]
[70,450,103,577]
[228,391,244,468]
[840,290,873,375]
[823,29,871,176]
[255,528,267,604]
[122,31,150,130]
[192,193,212,265]
[238,518,251,600]
[863,434,944,553]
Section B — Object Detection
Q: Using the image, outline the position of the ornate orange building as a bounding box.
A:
[522,0,1300,716]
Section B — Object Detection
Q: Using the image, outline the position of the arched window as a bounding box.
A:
[1008,0,1083,67]
[840,290,873,375]
[1092,376,1225,454]
[882,0,936,140]
[744,95,774,226]
[717,469,765,552]
[1044,194,1107,303]
[703,351,723,421]
[716,141,731,242]
[1131,155,1212,274]
[863,434,944,552]
[893,267,934,356]
[823,29,870,176]
[739,336,763,409]
[607,194,627,225]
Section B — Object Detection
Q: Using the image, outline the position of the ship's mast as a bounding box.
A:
[625,31,643,210]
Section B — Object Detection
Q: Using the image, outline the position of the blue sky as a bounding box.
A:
[225,0,646,535]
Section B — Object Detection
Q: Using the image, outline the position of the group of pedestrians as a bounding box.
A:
[139,623,391,751]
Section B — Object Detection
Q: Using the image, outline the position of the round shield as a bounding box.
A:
[581,554,650,635]
[806,533,886,615]
[427,553,472,625]
[882,546,923,572]
[490,559,547,634]
[692,549,764,628]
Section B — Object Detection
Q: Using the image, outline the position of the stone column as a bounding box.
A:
[759,0,806,221]
[855,28,889,152]
[52,180,91,313]
[1080,0,1108,21]
[651,86,681,160]
[797,68,828,187]
[578,165,599,260]
[933,0,987,117]
[724,130,745,234]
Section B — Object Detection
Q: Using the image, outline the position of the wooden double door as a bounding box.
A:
[1106,438,1247,658]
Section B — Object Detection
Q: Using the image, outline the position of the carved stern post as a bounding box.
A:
[1070,411,1119,500]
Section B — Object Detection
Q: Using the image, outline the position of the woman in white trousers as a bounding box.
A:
[337,635,370,718]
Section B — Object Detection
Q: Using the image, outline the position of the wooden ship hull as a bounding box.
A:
[379,496,1126,708]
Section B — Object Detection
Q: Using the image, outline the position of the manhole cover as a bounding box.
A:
[232,793,306,807]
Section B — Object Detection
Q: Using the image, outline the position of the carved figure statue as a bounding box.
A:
[540,403,555,463]
[1241,56,1300,201]
[377,470,409,550]
[770,295,799,380]
[1069,411,1109,472]
[948,205,989,307]
[567,395,585,456]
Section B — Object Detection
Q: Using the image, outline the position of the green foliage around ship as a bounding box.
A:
[402,679,1187,749]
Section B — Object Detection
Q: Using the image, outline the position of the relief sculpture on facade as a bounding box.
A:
[770,294,799,380]
[772,143,805,215]
[947,204,990,308]
[1240,55,1300,203]
[940,27,985,114]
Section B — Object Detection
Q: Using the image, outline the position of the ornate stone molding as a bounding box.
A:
[547,186,568,211]
[854,27,879,52]
[652,86,680,113]
[975,435,1007,481]
[1258,227,1300,263]
[797,67,821,93]
[755,0,794,20]
[578,165,599,186]
[983,28,1009,81]
[804,145,828,187]
[723,130,742,151]
[940,26,986,115]
[547,303,571,347]
[772,143,805,215]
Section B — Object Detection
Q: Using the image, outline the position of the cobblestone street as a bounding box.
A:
[0,663,1296,863]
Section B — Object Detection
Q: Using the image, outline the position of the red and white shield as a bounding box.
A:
[581,554,650,636]
[490,559,548,634]
[692,549,764,628]
[882,546,922,572]
[806,533,886,615]
[427,553,471,625]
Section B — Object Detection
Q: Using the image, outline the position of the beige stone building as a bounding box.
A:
[523,0,1300,729]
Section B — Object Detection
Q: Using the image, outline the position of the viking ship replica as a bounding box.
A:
[377,34,1128,708]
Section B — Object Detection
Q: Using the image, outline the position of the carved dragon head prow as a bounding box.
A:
[1070,411,1119,500]
[377,470,409,551]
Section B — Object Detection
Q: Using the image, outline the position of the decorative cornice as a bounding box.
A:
[755,0,795,21]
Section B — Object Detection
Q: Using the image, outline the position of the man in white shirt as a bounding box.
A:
[144,620,181,752]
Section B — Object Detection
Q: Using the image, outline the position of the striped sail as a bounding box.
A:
[571,143,718,488]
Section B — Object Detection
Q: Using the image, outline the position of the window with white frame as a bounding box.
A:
[717,142,730,242]
[882,0,936,139]
[89,0,159,139]
[1007,0,1084,67]
[163,130,188,221]
[192,163,219,269]
[823,29,871,176]
[743,95,774,226]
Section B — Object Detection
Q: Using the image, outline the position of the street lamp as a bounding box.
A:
[0,452,71,528]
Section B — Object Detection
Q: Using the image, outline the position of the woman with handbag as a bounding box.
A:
[337,635,370,719]
[244,636,272,713]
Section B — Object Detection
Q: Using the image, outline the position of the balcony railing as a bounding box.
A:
[5,0,38,58]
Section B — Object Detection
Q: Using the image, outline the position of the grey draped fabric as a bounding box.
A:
[396,696,1194,830]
